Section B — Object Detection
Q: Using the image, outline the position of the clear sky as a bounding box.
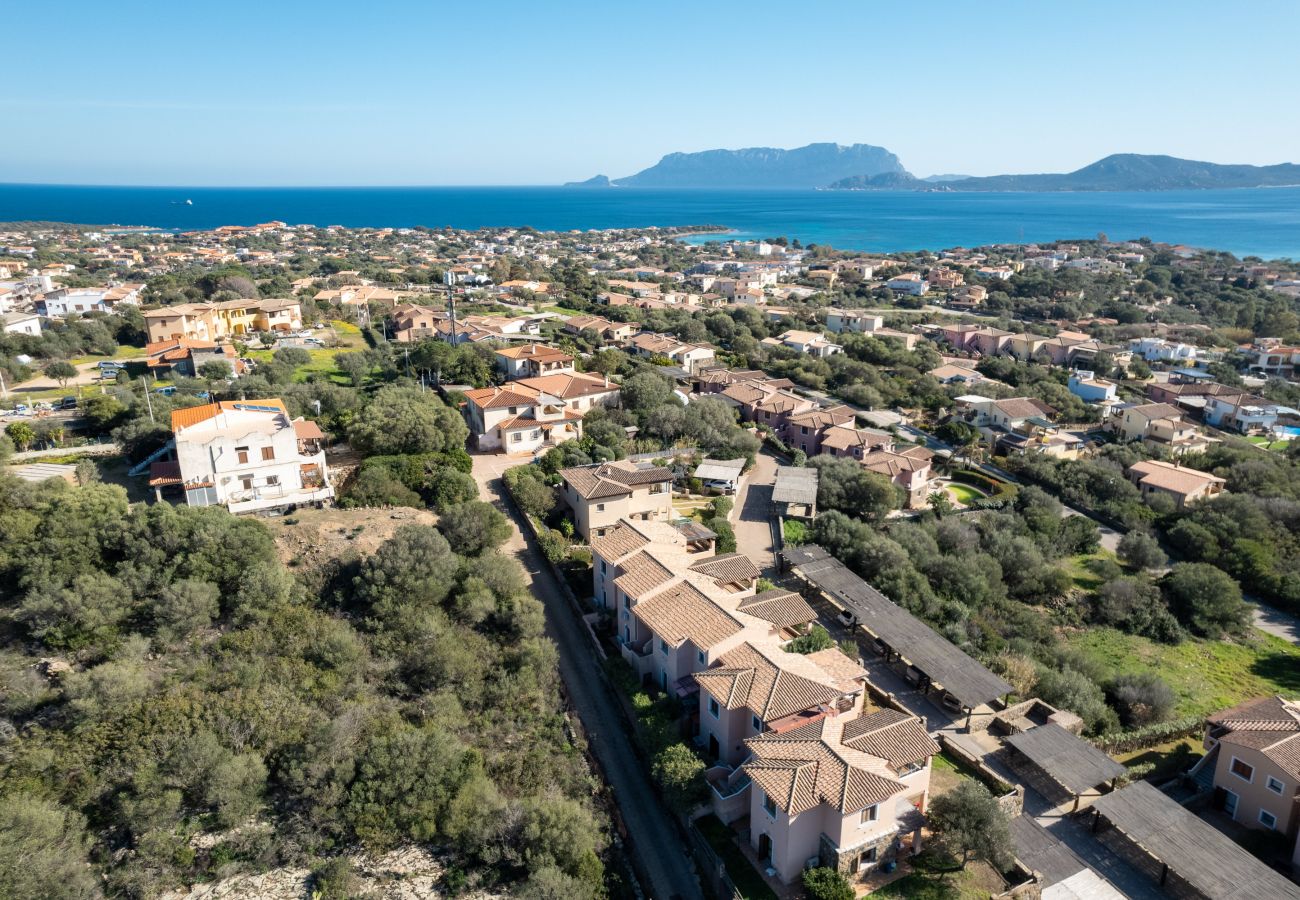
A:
[3,0,1297,186]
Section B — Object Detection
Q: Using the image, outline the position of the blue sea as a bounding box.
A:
[1,183,1298,260]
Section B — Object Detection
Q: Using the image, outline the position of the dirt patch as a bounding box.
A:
[265,505,437,571]
[160,846,505,900]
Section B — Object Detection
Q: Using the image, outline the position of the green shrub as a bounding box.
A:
[803,867,854,900]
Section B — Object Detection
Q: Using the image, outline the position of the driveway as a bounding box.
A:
[733,450,779,576]
[471,454,704,900]
[12,360,109,393]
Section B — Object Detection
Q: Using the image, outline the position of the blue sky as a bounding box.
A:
[3,1,1297,186]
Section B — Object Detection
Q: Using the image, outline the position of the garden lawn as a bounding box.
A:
[944,483,984,504]
[872,861,1004,899]
[1064,626,1300,719]
[541,305,586,317]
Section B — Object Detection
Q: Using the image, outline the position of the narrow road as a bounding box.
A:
[472,455,704,900]
[733,450,779,576]
[1252,602,1300,644]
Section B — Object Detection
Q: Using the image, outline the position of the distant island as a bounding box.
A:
[562,174,612,188]
[584,142,906,189]
[570,145,1300,192]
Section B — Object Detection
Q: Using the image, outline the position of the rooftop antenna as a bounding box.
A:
[444,268,458,346]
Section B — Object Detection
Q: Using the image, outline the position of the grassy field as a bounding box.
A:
[1065,626,1300,719]
[71,344,148,363]
[540,305,585,317]
[1062,551,1114,593]
[244,320,365,384]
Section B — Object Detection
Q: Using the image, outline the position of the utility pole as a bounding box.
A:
[0,369,7,400]
[444,268,458,347]
[142,374,155,423]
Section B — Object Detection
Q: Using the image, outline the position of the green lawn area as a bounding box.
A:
[694,815,777,900]
[1115,737,1203,781]
[541,305,585,317]
[71,344,148,364]
[873,855,1005,900]
[1062,551,1114,592]
[943,483,985,504]
[244,320,366,384]
[1065,627,1300,719]
[1246,435,1291,451]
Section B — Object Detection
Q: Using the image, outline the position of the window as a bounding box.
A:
[1230,757,1255,783]
[861,804,879,824]
[240,476,253,491]
[861,847,878,866]
[236,446,249,464]
[697,650,706,665]
[1268,775,1285,795]
[762,793,776,817]
[660,639,669,656]
[266,475,279,486]
[752,715,762,732]
[1260,809,1278,830]
[600,560,607,575]
[1223,790,1239,818]
[709,698,720,718]
[510,431,521,442]
[596,503,605,512]
[261,446,275,461]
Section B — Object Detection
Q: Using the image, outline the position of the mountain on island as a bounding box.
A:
[600,142,906,189]
[571,144,1300,192]
[827,154,1300,192]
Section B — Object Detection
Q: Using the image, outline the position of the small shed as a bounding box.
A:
[772,466,819,519]
[1004,723,1125,810]
[693,457,745,493]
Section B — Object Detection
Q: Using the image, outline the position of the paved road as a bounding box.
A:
[733,450,779,576]
[472,455,704,900]
[1253,603,1300,644]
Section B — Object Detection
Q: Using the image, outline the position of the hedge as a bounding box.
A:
[1089,716,1203,754]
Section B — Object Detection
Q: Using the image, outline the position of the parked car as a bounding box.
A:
[154,386,177,396]
[58,396,78,410]
[836,608,858,628]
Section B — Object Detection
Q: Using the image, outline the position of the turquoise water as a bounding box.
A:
[1,183,1298,259]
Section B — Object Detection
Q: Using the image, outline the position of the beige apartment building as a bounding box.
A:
[741,710,939,883]
[1197,696,1300,862]
[559,460,674,541]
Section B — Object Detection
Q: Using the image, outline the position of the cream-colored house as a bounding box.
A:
[1197,697,1300,854]
[157,399,333,514]
[589,519,811,693]
[463,372,619,453]
[1105,402,1213,454]
[560,460,673,541]
[696,640,868,767]
[742,710,938,883]
[1126,459,1225,509]
[495,343,576,380]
